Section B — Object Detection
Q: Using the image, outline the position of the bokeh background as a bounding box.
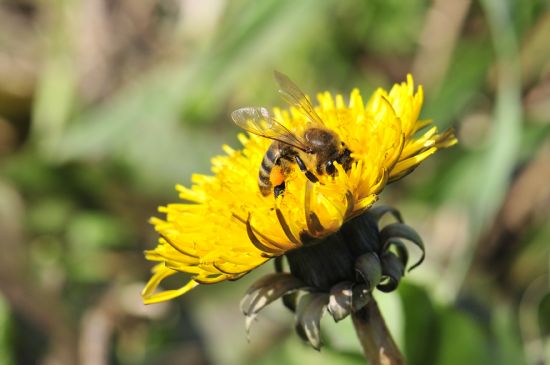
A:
[0,0,549,364]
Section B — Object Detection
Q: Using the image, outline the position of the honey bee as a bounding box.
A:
[231,71,352,198]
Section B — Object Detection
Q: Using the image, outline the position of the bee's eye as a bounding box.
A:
[326,161,336,175]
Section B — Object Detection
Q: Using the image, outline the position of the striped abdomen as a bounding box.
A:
[258,143,282,196]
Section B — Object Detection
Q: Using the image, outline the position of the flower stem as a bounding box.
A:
[351,295,405,365]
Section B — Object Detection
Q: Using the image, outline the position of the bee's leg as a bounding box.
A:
[273,182,286,198]
[294,156,319,183]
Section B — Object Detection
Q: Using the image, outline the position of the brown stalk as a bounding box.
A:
[351,295,405,365]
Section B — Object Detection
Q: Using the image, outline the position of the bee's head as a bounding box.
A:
[335,144,353,172]
[323,146,351,175]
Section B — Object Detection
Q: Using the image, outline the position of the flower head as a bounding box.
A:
[142,73,456,304]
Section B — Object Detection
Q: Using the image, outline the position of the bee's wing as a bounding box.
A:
[274,70,325,127]
[231,106,309,152]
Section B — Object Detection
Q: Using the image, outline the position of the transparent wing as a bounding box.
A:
[274,70,325,127]
[231,106,309,152]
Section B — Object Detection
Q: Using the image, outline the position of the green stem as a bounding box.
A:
[351,296,405,365]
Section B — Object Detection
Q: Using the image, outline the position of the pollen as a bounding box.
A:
[142,74,457,304]
[269,166,285,186]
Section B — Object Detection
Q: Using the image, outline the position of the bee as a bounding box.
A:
[231,71,352,198]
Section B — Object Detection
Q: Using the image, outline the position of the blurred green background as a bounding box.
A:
[0,0,549,364]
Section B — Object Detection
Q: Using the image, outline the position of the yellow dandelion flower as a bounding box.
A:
[142,72,457,305]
